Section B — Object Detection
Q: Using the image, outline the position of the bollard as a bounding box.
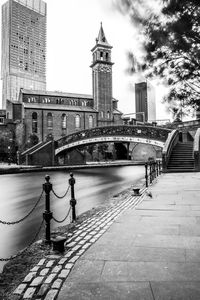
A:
[156,161,159,177]
[145,163,148,187]
[51,236,66,253]
[159,160,162,174]
[149,161,152,184]
[133,187,140,196]
[43,175,53,244]
[69,173,77,222]
[153,161,157,179]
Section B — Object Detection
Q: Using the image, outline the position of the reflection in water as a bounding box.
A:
[0,165,144,272]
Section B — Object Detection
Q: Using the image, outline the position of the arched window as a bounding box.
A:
[61,114,67,129]
[75,114,81,129]
[32,112,37,133]
[47,112,53,129]
[100,111,104,118]
[107,111,110,119]
[89,115,94,128]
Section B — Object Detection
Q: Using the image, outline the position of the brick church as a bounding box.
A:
[7,23,123,152]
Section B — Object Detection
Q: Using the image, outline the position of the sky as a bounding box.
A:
[0,0,170,120]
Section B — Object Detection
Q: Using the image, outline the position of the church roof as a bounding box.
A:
[20,89,93,100]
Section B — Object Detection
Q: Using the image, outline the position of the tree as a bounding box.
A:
[114,0,200,114]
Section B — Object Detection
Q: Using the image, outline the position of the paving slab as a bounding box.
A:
[151,281,200,300]
[58,282,154,300]
[55,172,200,299]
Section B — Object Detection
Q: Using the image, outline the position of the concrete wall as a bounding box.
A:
[130,142,162,162]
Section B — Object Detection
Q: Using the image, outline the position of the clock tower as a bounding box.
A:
[91,23,114,126]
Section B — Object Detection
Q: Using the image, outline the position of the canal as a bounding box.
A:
[0,165,144,272]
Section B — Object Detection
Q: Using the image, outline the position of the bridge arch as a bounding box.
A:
[55,125,171,155]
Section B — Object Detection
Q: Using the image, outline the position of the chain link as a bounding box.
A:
[0,219,44,262]
[0,190,44,225]
[52,206,71,223]
[52,185,70,199]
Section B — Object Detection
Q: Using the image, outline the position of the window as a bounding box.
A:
[107,111,110,119]
[100,51,103,60]
[32,112,37,133]
[0,117,4,124]
[89,115,94,128]
[61,114,67,129]
[47,113,53,129]
[75,114,81,129]
[100,111,104,118]
[106,52,109,61]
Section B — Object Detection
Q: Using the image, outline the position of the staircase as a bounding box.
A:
[167,142,195,172]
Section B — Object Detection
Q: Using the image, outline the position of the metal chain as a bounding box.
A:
[0,219,44,261]
[0,190,44,225]
[52,206,71,223]
[52,185,70,199]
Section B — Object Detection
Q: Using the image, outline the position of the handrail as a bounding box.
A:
[193,128,200,171]
[21,141,43,156]
[162,129,179,171]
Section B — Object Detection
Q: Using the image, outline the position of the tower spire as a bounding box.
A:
[96,22,110,46]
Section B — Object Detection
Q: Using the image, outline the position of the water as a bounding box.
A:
[0,165,144,272]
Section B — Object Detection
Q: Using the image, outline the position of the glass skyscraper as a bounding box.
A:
[1,0,46,109]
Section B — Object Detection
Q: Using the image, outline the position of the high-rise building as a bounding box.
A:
[135,81,156,123]
[1,0,47,109]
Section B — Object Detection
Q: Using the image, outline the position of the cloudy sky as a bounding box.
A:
[0,0,170,120]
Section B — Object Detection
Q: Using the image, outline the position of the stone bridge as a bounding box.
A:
[55,125,171,155]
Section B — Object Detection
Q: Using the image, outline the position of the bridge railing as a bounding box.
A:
[193,128,200,171]
[56,125,171,149]
[162,129,179,172]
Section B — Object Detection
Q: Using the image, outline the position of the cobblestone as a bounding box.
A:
[46,260,55,268]
[11,189,143,299]
[23,272,37,283]
[58,269,70,278]
[51,278,63,289]
[30,276,44,286]
[13,284,27,295]
[44,273,57,284]
[52,265,62,273]
[40,268,50,276]
[38,284,49,297]
[44,289,58,300]
[37,259,46,266]
[23,287,36,299]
